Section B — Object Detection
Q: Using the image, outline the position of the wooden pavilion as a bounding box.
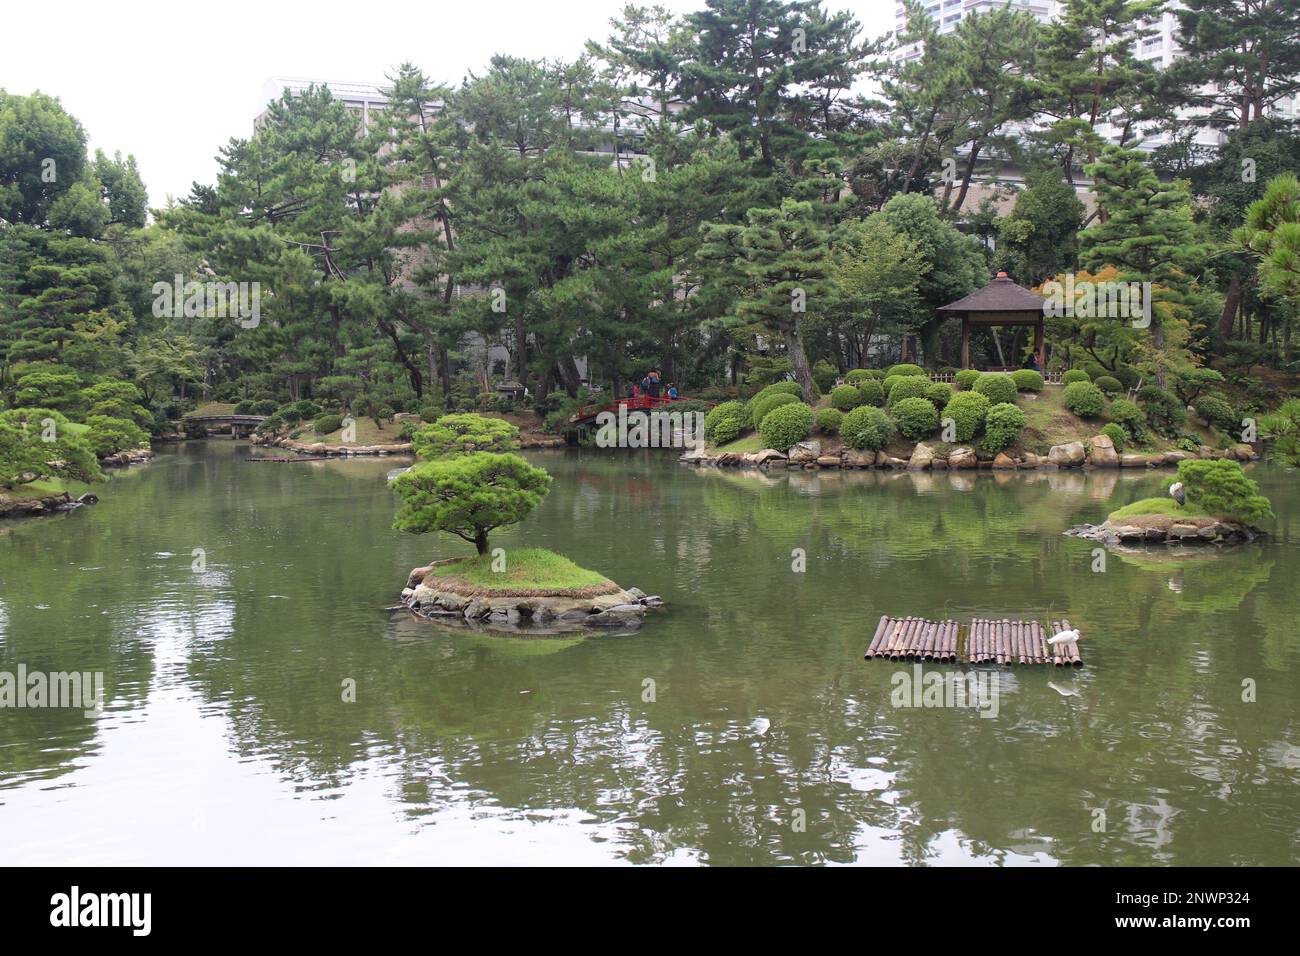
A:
[937,272,1048,371]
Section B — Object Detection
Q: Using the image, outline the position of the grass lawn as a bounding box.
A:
[713,433,765,454]
[1109,497,1211,520]
[186,402,236,418]
[428,548,611,591]
[295,417,404,445]
[3,477,71,500]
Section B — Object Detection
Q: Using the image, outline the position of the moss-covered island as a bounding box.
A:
[392,415,661,632]
[1067,459,1274,547]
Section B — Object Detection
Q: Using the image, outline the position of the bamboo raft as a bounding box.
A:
[865,615,1083,667]
[245,456,332,462]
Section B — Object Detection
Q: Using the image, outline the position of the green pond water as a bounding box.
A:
[1,440,1297,865]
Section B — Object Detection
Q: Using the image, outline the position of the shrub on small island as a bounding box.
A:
[887,363,926,379]
[1101,423,1127,452]
[830,384,864,410]
[411,413,520,459]
[1011,369,1044,392]
[925,381,953,408]
[887,376,930,407]
[941,391,990,442]
[973,373,1017,405]
[840,405,895,450]
[980,403,1027,454]
[1063,381,1106,418]
[856,378,885,407]
[1172,458,1273,525]
[815,407,843,435]
[759,401,813,451]
[892,396,938,441]
[0,410,103,487]
[1193,394,1238,433]
[749,391,799,432]
[1062,369,1091,385]
[392,451,552,555]
[1093,375,1122,395]
[954,369,980,390]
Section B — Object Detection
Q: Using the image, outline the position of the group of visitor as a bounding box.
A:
[624,368,679,401]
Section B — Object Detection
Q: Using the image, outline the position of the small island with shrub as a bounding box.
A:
[393,413,662,633]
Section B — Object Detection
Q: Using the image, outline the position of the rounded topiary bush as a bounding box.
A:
[759,401,813,452]
[844,369,877,384]
[1093,375,1122,394]
[233,399,255,415]
[981,402,1027,454]
[1101,422,1127,452]
[1108,398,1144,437]
[887,363,926,379]
[1062,368,1091,385]
[882,374,904,396]
[313,413,345,434]
[941,391,991,443]
[856,378,885,407]
[252,399,279,416]
[704,400,746,443]
[750,391,799,431]
[1063,381,1106,418]
[892,396,939,441]
[815,407,843,435]
[925,381,953,408]
[812,360,838,393]
[711,414,743,445]
[887,375,930,407]
[973,373,1017,406]
[1194,394,1238,432]
[830,383,864,410]
[840,405,895,450]
[1011,369,1044,392]
[954,369,981,391]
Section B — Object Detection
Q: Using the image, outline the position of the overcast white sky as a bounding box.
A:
[2,0,896,206]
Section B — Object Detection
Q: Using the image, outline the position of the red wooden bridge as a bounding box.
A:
[568,395,703,427]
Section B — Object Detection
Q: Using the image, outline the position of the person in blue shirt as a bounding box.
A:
[666,384,679,400]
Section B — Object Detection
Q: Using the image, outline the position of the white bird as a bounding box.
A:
[1047,628,1081,646]
[1169,481,1185,507]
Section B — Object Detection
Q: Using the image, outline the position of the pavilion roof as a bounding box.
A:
[937,273,1047,314]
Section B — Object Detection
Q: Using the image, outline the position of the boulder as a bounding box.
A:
[1163,450,1195,464]
[816,455,842,468]
[907,442,935,470]
[787,440,821,464]
[992,452,1016,470]
[947,447,978,469]
[752,448,787,465]
[842,449,874,468]
[405,565,433,589]
[1048,441,1087,467]
[1087,434,1119,468]
[1120,453,1157,468]
[885,456,909,469]
[1228,443,1257,461]
[931,458,948,470]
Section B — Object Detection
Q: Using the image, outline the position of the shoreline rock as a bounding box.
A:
[399,562,663,634]
[1065,515,1262,547]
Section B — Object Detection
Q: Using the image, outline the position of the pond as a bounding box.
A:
[1,441,1297,865]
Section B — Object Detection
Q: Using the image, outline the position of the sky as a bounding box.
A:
[2,0,896,206]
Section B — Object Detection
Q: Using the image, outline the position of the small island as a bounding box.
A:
[391,414,661,632]
[1067,459,1273,546]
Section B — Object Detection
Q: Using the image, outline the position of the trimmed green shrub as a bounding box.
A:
[1062,369,1091,385]
[887,363,926,378]
[812,360,838,393]
[1173,458,1273,524]
[1093,375,1122,394]
[1011,369,1044,392]
[1193,394,1238,432]
[840,405,895,450]
[1138,384,1187,436]
[710,415,743,445]
[1108,398,1144,437]
[251,399,279,416]
[882,374,904,396]
[703,401,746,442]
[844,369,880,383]
[233,400,256,415]
[1101,423,1127,452]
[954,369,981,390]
[1081,362,1109,382]
[891,396,939,441]
[974,373,1017,406]
[1113,365,1140,389]
[759,401,813,451]
[84,415,150,456]
[748,380,802,404]
[856,378,885,407]
[981,402,1027,454]
[941,391,990,442]
[815,407,843,434]
[925,381,954,408]
[887,375,930,406]
[749,391,799,432]
[412,413,520,459]
[1063,381,1106,418]
[313,413,345,435]
[830,384,864,410]
[418,405,443,423]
